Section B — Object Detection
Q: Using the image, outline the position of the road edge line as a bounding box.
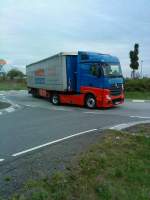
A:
[12,129,98,157]
[109,120,150,131]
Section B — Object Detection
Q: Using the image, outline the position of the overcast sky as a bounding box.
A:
[0,0,150,76]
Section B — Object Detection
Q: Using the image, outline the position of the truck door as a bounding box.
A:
[77,63,104,91]
[66,56,77,92]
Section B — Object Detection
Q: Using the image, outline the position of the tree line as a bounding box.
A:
[0,68,25,80]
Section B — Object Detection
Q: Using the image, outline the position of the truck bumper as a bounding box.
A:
[100,91,124,108]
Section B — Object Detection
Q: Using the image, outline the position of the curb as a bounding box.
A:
[132,99,150,103]
[126,99,150,103]
[0,100,20,115]
[109,120,150,131]
[0,91,21,115]
[0,101,11,110]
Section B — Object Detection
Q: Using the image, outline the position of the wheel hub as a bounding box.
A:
[87,98,95,108]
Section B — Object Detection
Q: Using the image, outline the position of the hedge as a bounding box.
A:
[125,78,150,92]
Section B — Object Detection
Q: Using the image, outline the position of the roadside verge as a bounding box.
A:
[0,100,20,115]
[0,122,150,200]
[0,101,11,110]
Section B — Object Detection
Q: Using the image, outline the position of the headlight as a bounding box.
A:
[106,94,111,100]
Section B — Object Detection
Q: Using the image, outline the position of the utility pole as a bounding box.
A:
[141,60,143,78]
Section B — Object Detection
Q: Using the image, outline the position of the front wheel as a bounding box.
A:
[85,95,96,109]
[51,94,60,105]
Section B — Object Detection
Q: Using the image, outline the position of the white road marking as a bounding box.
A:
[52,108,72,111]
[132,100,145,103]
[84,111,101,115]
[19,90,27,92]
[130,116,150,119]
[0,159,4,162]
[5,107,15,113]
[0,112,2,115]
[109,120,150,131]
[109,123,128,130]
[25,105,72,111]
[12,128,98,157]
[25,104,35,107]
[14,104,20,108]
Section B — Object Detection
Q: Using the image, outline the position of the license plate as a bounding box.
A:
[114,101,120,105]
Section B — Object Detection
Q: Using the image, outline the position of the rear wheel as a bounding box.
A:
[85,94,96,109]
[31,89,39,98]
[51,94,60,105]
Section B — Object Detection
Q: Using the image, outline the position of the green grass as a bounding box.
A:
[0,80,26,90]
[125,91,150,100]
[124,78,150,99]
[11,126,150,200]
[125,78,150,92]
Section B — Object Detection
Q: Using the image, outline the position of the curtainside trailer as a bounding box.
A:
[26,51,124,108]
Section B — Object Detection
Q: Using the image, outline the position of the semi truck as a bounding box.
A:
[26,51,124,108]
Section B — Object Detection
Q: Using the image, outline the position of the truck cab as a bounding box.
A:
[65,51,124,108]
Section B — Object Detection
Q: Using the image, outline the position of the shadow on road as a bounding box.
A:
[0,101,11,110]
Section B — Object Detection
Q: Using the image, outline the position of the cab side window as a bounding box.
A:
[90,64,101,77]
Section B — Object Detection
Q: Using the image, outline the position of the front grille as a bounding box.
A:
[110,83,122,96]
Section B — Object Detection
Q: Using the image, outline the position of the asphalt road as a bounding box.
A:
[0,90,150,163]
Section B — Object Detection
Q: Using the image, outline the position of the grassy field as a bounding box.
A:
[0,80,26,90]
[125,78,150,99]
[10,125,150,200]
[125,91,150,100]
[125,78,150,92]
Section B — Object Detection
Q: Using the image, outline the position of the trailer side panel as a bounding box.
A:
[26,54,67,91]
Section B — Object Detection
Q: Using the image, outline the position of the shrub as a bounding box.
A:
[125,78,150,92]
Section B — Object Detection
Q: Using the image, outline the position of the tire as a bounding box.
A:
[85,94,96,109]
[32,89,39,98]
[51,94,60,105]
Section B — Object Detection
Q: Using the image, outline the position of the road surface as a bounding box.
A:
[0,90,150,163]
[1,90,150,198]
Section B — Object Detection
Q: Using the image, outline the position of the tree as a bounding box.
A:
[129,43,139,79]
[7,68,24,80]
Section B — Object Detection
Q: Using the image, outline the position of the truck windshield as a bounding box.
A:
[102,63,122,77]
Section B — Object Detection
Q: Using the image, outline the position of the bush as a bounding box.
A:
[0,79,27,90]
[7,69,24,80]
[125,78,150,92]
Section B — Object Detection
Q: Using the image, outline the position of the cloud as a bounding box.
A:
[0,0,150,76]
